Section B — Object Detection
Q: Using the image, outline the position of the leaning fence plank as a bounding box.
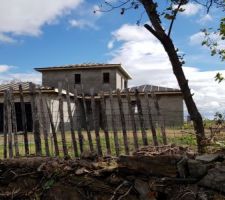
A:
[58,82,68,157]
[3,91,8,158]
[9,87,19,156]
[81,90,94,152]
[90,90,102,156]
[144,91,158,146]
[38,90,50,156]
[100,91,111,155]
[117,89,129,155]
[6,90,13,158]
[66,82,79,157]
[125,88,139,151]
[135,89,148,146]
[19,84,29,155]
[73,89,83,153]
[152,92,167,145]
[45,99,59,156]
[29,82,42,155]
[109,90,120,157]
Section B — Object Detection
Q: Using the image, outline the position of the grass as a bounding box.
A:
[1,126,224,158]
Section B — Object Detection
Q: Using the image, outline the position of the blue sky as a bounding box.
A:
[0,0,224,117]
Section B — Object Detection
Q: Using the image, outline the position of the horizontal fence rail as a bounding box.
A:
[0,82,201,158]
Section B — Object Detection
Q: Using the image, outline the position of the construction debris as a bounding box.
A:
[0,145,224,199]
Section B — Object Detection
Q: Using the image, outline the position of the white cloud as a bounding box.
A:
[107,40,114,49]
[189,32,205,45]
[197,14,213,24]
[0,65,11,73]
[0,0,82,39]
[69,19,98,29]
[0,33,16,43]
[108,24,225,118]
[179,3,202,16]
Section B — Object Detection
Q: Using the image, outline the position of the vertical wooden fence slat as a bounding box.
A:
[9,87,19,156]
[135,89,148,146]
[38,90,50,156]
[109,90,120,156]
[90,90,102,156]
[73,89,83,153]
[19,84,29,155]
[152,92,167,145]
[100,91,111,155]
[29,82,42,155]
[144,91,158,146]
[6,90,13,158]
[3,91,8,158]
[117,89,129,155]
[81,90,94,152]
[125,89,139,150]
[58,82,68,157]
[66,82,79,157]
[45,99,59,156]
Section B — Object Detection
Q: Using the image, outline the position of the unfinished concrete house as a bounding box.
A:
[35,63,184,128]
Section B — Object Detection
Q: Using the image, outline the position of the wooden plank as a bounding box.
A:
[73,89,83,153]
[38,90,50,156]
[135,89,148,146]
[125,88,139,151]
[45,99,59,156]
[29,82,42,155]
[66,82,79,157]
[6,90,13,158]
[9,87,19,156]
[90,90,102,156]
[3,90,8,158]
[151,92,167,145]
[81,89,94,152]
[58,82,68,157]
[100,91,111,155]
[117,89,129,155]
[109,90,120,157]
[144,91,158,146]
[19,84,29,155]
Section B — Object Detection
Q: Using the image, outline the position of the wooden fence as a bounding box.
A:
[0,82,184,158]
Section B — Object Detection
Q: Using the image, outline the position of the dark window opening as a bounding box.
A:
[75,74,81,84]
[103,73,110,83]
[124,80,128,89]
[0,102,33,133]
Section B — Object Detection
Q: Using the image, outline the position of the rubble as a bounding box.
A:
[0,145,224,199]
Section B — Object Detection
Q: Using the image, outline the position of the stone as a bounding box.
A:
[198,166,225,193]
[187,159,208,178]
[196,154,220,163]
[118,155,182,177]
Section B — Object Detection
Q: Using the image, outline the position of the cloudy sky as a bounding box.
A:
[0,0,224,118]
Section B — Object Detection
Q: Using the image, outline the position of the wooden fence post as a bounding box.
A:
[73,89,83,153]
[6,90,13,158]
[38,90,50,156]
[90,90,102,156]
[144,91,158,146]
[117,89,129,155]
[135,89,148,146]
[9,87,19,156]
[45,99,59,156]
[125,89,139,151]
[109,90,120,156]
[100,91,111,155]
[81,90,94,152]
[19,84,29,155]
[152,92,167,145]
[29,82,42,156]
[3,91,8,158]
[66,82,79,157]
[58,82,68,157]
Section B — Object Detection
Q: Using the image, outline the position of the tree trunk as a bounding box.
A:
[141,0,206,153]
